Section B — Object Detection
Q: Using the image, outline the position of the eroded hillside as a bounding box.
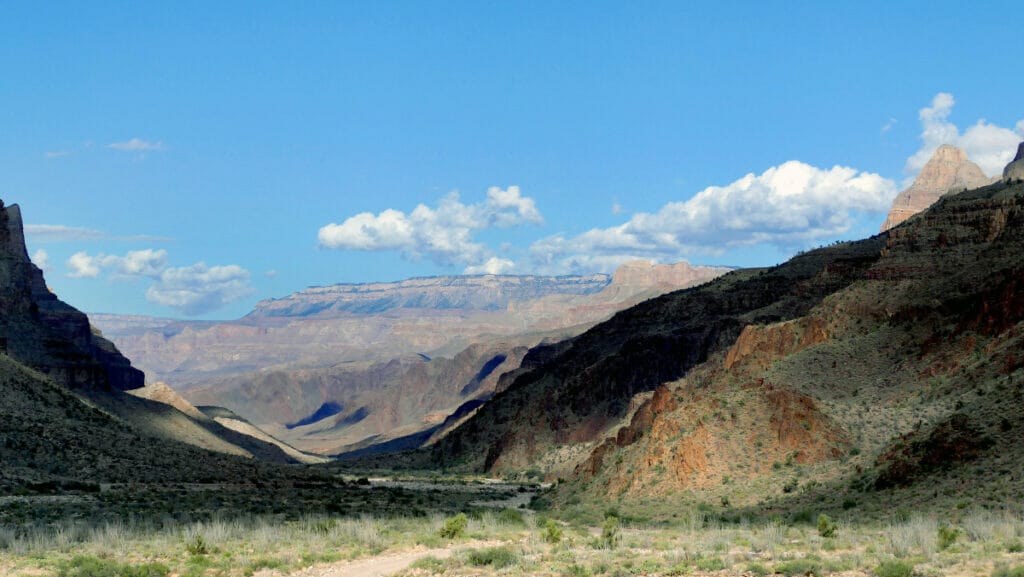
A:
[434,179,1024,520]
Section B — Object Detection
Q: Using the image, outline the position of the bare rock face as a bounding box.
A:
[881,145,993,231]
[0,199,143,390]
[610,260,732,291]
[1004,142,1024,183]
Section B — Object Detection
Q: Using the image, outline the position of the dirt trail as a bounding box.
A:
[279,540,501,577]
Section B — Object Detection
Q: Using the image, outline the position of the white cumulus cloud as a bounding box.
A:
[464,257,515,275]
[146,263,252,316]
[906,92,1024,178]
[530,161,897,274]
[66,249,168,279]
[318,186,542,269]
[64,249,251,315]
[32,249,49,271]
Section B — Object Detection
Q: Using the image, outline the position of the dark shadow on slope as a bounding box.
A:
[286,401,344,429]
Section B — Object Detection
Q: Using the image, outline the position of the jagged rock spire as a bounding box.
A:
[0,199,144,390]
[1004,142,1024,183]
[881,145,993,231]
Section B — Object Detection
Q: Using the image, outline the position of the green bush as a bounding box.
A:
[696,557,727,571]
[747,562,770,576]
[564,564,592,577]
[817,513,837,538]
[775,557,822,576]
[992,565,1024,577]
[601,515,620,549]
[57,556,169,577]
[876,559,915,577]
[409,556,449,574]
[185,534,210,555]
[541,519,563,544]
[466,546,519,569]
[938,524,959,550]
[438,513,468,539]
[497,508,525,526]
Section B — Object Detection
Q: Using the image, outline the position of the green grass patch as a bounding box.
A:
[56,555,169,577]
[466,546,519,569]
[409,555,449,574]
[875,559,915,577]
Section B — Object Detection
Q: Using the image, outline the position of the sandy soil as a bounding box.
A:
[274,540,501,577]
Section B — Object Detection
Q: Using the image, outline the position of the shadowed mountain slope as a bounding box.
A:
[565,178,1024,517]
[433,235,887,475]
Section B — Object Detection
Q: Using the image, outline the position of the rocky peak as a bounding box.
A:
[881,144,993,231]
[1004,142,1024,183]
[0,198,143,390]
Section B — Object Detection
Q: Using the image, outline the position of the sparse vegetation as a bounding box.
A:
[438,513,468,539]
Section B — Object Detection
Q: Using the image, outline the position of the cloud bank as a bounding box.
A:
[319,186,542,272]
[906,93,1024,178]
[530,161,897,274]
[66,249,251,315]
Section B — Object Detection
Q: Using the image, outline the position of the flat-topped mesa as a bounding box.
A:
[0,199,144,390]
[1004,142,1024,183]
[609,260,732,291]
[881,144,992,232]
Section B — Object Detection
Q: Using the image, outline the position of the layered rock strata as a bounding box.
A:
[881,145,992,231]
[0,199,143,390]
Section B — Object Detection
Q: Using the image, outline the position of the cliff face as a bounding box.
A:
[0,200,143,390]
[1005,141,1024,183]
[880,145,993,231]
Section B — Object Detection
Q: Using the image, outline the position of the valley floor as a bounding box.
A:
[2,478,1023,577]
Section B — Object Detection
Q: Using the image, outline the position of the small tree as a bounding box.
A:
[817,513,837,538]
[601,515,621,549]
[541,519,563,544]
[438,513,468,539]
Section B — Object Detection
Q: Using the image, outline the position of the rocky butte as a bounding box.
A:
[880,144,993,231]
[1005,141,1024,183]
[0,199,143,390]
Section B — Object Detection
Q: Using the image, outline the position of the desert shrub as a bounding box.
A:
[789,509,814,525]
[409,556,449,574]
[541,519,563,544]
[817,513,837,538]
[497,508,525,526]
[775,557,822,576]
[747,562,770,576]
[466,546,519,568]
[245,558,284,574]
[876,559,915,577]
[600,515,620,549]
[438,513,467,539]
[57,555,169,577]
[937,524,959,550]
[696,557,727,571]
[992,565,1024,577]
[184,534,210,555]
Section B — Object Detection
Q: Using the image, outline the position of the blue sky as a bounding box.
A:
[3,1,1022,319]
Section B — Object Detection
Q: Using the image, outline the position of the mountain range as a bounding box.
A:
[4,141,1023,521]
